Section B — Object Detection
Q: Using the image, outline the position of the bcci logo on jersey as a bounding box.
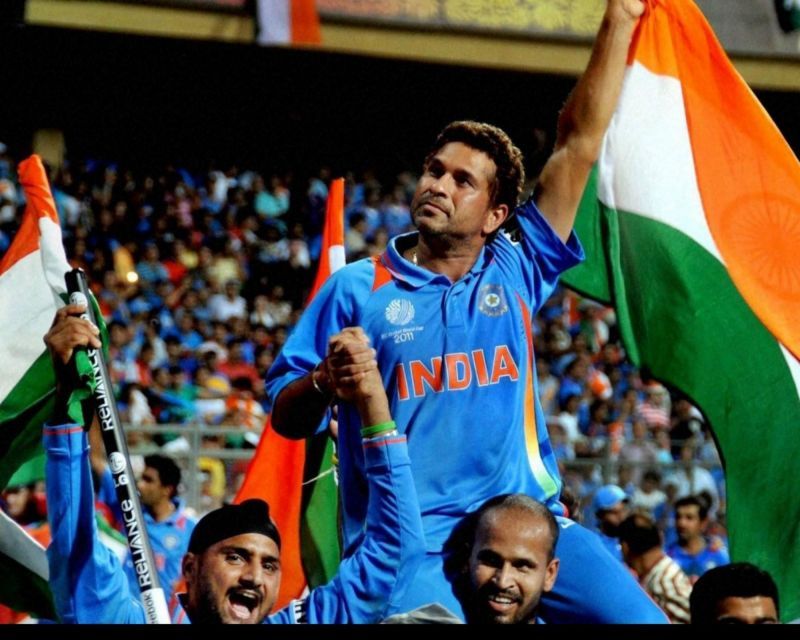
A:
[385,299,415,325]
[478,284,508,317]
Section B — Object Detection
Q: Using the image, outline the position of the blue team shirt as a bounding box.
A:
[98,467,196,599]
[666,540,730,581]
[123,497,196,599]
[268,198,584,553]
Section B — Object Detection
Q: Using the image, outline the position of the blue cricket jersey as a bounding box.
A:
[268,198,584,553]
[122,496,196,600]
[97,459,197,600]
[666,540,730,581]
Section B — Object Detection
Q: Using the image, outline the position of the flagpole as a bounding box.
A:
[65,268,171,624]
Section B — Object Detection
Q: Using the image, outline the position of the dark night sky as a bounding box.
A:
[3,24,799,180]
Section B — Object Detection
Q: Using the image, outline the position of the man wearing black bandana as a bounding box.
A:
[42,308,423,624]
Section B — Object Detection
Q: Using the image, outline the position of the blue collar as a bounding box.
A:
[384,232,493,289]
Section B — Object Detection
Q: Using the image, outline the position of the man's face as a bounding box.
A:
[228,343,243,362]
[2,486,31,519]
[714,596,778,624]
[467,508,559,624]
[184,533,280,624]
[675,504,705,543]
[598,501,628,535]
[411,142,506,243]
[137,467,169,509]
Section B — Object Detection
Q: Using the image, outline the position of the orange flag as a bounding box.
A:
[235,178,345,608]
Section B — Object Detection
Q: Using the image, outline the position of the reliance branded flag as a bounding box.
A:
[256,0,321,46]
[562,0,800,621]
[236,178,344,608]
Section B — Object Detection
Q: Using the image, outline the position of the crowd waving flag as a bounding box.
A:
[562,0,800,621]
[235,178,345,608]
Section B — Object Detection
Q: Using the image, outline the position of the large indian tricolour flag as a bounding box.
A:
[562,0,800,621]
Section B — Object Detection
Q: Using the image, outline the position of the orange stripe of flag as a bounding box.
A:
[309,178,345,299]
[0,155,57,275]
[645,0,800,360]
[234,417,306,606]
[290,0,321,45]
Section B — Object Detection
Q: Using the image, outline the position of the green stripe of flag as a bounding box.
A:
[0,354,56,490]
[300,435,341,588]
[563,170,800,620]
[0,550,55,619]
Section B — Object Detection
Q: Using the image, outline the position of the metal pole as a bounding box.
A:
[66,268,171,624]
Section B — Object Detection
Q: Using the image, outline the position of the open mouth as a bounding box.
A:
[227,590,260,621]
[485,592,520,614]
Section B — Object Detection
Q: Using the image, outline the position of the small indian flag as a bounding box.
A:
[563,0,800,621]
[256,0,321,46]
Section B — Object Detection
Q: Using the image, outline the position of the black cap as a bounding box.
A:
[188,499,281,554]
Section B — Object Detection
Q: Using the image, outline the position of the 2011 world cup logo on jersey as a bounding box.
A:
[385,298,415,325]
[382,299,424,344]
[164,534,179,550]
[478,284,508,317]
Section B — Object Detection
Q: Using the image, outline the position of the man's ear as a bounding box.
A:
[483,204,509,236]
[543,558,559,593]
[182,553,198,584]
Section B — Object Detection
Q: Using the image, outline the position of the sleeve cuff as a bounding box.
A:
[363,433,410,470]
[43,422,87,453]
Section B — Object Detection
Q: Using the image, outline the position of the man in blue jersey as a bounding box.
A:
[42,308,423,624]
[666,495,729,582]
[115,454,196,600]
[592,484,629,562]
[267,0,666,623]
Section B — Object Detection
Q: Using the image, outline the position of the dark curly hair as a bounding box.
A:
[690,563,779,624]
[144,454,182,498]
[424,121,525,213]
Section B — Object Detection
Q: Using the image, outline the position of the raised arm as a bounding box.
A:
[535,0,645,241]
[43,305,145,624]
[273,328,424,624]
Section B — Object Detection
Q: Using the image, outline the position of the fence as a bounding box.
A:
[122,424,725,517]
[124,423,257,514]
